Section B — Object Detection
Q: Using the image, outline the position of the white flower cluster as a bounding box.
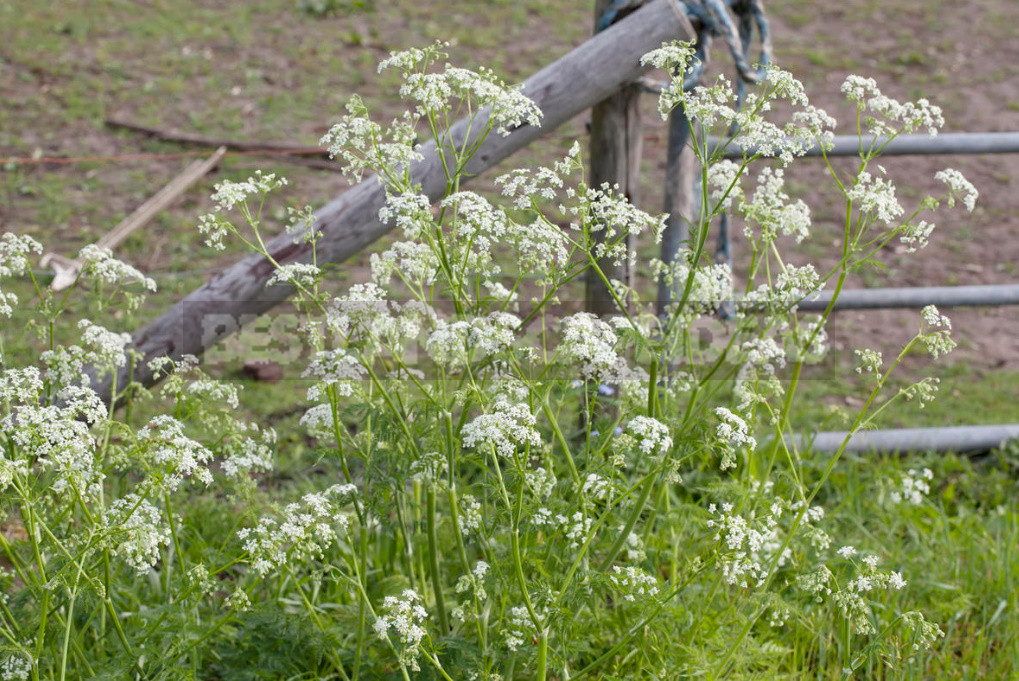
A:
[581,473,611,501]
[452,560,490,621]
[854,348,883,378]
[267,262,321,288]
[303,348,366,401]
[495,141,582,210]
[742,167,812,243]
[713,408,757,470]
[556,312,626,380]
[707,502,788,588]
[841,75,944,137]
[373,589,429,671]
[900,612,944,652]
[138,415,214,491]
[197,213,230,251]
[530,508,592,548]
[733,337,787,412]
[900,376,940,409]
[919,305,955,358]
[846,170,903,224]
[442,190,570,281]
[426,312,520,370]
[899,219,935,253]
[370,240,438,287]
[78,244,156,293]
[575,183,666,265]
[504,605,539,652]
[459,494,483,536]
[0,654,31,681]
[237,485,353,575]
[220,423,276,479]
[325,283,425,353]
[611,565,659,602]
[321,98,422,182]
[379,43,542,137]
[462,401,542,459]
[3,399,103,498]
[409,66,542,135]
[77,319,131,374]
[738,68,837,164]
[664,65,835,164]
[652,256,733,323]
[210,170,287,212]
[0,233,42,317]
[890,467,933,505]
[934,168,978,212]
[104,494,172,573]
[379,191,434,239]
[626,416,673,458]
[641,42,696,119]
[525,466,558,499]
[706,159,743,212]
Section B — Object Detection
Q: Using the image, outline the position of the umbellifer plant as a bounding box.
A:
[0,41,978,680]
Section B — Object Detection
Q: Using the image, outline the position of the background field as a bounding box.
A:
[2,0,1017,428]
[1,2,1018,676]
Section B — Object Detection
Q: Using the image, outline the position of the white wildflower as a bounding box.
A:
[714,408,756,469]
[426,312,519,370]
[237,485,352,575]
[267,262,321,288]
[210,170,287,212]
[462,401,542,459]
[899,219,935,252]
[0,654,31,681]
[934,169,978,212]
[139,415,214,491]
[303,348,366,401]
[707,502,788,588]
[627,416,673,458]
[104,494,172,573]
[374,589,429,671]
[557,312,625,380]
[889,468,933,505]
[611,565,659,602]
[78,244,157,293]
[847,170,902,223]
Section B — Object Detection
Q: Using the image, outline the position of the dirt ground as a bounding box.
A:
[1,0,1017,374]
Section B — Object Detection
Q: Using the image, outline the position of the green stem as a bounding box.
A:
[599,472,657,571]
[426,488,449,634]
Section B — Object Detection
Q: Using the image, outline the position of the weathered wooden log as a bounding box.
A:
[91,0,695,404]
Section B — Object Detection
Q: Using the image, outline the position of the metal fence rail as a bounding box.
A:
[712,131,1019,158]
[795,284,1019,311]
[808,424,1019,455]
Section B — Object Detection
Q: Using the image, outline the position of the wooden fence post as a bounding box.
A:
[585,0,644,319]
[656,104,697,316]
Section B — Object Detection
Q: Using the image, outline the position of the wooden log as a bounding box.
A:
[89,0,695,404]
[584,0,644,319]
